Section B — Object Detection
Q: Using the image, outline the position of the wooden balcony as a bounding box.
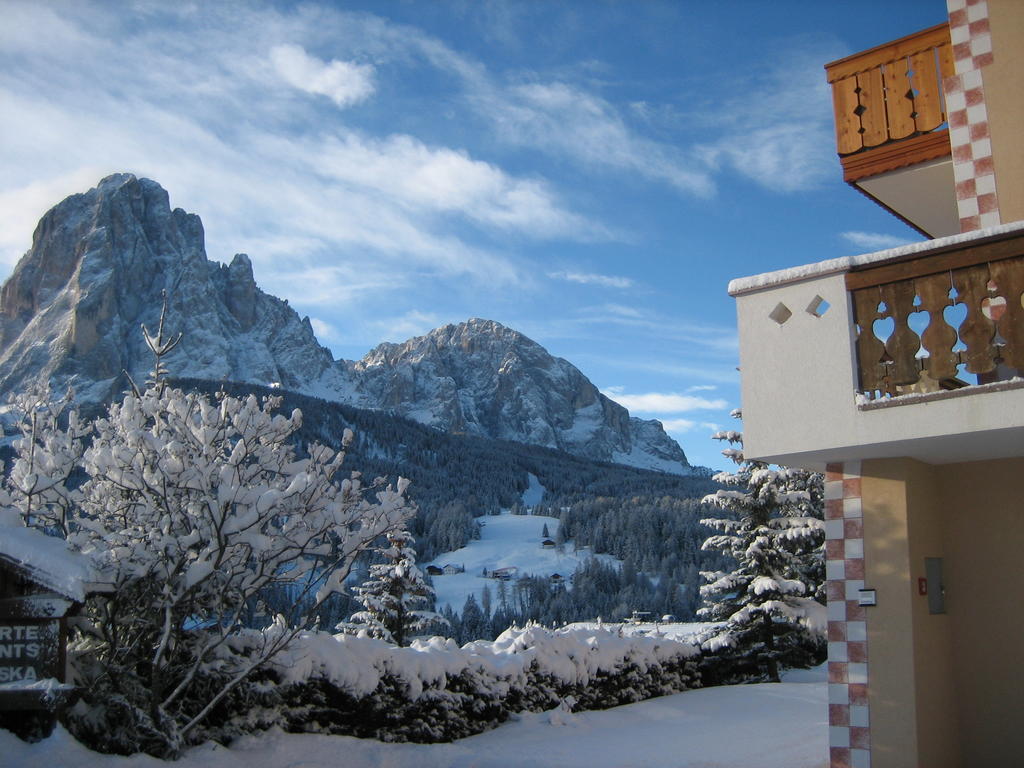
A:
[847,230,1024,400]
[826,24,955,184]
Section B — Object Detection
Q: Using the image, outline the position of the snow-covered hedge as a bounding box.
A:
[197,624,701,744]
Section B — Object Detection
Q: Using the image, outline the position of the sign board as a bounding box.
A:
[0,620,61,684]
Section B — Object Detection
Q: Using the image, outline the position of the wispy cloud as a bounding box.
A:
[694,44,838,192]
[572,306,738,355]
[490,82,715,197]
[269,44,375,107]
[0,1,595,297]
[658,418,697,432]
[602,388,728,413]
[308,317,341,343]
[369,310,448,344]
[548,271,634,289]
[840,230,915,251]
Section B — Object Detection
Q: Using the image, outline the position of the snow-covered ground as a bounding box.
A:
[426,509,619,614]
[3,666,827,767]
[567,620,714,643]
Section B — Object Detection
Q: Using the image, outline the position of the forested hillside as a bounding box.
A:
[47,378,723,633]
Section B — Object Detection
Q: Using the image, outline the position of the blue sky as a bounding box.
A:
[0,0,946,470]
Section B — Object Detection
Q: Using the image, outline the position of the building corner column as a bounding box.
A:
[825,460,870,768]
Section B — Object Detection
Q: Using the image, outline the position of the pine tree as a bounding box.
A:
[341,530,445,646]
[698,411,825,682]
[459,593,488,643]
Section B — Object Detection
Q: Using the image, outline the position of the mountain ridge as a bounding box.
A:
[0,174,691,474]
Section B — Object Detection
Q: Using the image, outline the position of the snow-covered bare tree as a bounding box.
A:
[4,308,412,756]
[340,529,445,647]
[698,410,825,682]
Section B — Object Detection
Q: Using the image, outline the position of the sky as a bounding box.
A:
[0,0,947,470]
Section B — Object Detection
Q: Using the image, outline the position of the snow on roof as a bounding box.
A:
[0,511,99,602]
[728,220,1024,296]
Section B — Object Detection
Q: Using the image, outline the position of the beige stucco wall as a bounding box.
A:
[732,264,1024,470]
[985,0,1024,223]
[861,462,921,768]
[861,457,1024,767]
[936,457,1024,765]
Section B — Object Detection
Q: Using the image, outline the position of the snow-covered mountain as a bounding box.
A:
[0,173,346,403]
[0,174,691,474]
[347,319,690,472]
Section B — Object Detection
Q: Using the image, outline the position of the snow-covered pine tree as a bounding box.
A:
[341,529,445,646]
[698,410,825,682]
[775,464,826,604]
[3,302,413,756]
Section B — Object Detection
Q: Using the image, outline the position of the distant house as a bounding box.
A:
[442,564,463,575]
[549,573,563,583]
[490,566,518,580]
[540,539,556,548]
[425,565,443,576]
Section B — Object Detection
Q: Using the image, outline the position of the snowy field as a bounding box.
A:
[426,508,618,613]
[3,666,827,768]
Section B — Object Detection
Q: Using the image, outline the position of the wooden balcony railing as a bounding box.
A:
[846,232,1024,399]
[826,24,954,182]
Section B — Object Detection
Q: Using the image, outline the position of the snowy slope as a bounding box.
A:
[426,510,619,614]
[1,666,828,768]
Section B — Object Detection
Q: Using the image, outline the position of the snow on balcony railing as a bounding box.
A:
[825,24,954,182]
[847,230,1024,400]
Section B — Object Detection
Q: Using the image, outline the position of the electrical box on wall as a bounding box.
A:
[857,589,877,606]
[924,557,946,614]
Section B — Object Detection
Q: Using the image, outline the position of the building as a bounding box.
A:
[0,518,111,733]
[727,2,1022,767]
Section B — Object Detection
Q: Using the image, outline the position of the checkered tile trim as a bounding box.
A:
[946,0,1000,232]
[825,460,870,768]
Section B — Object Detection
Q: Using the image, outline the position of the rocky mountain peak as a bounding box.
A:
[0,174,339,401]
[224,253,258,329]
[0,175,692,474]
[350,318,690,473]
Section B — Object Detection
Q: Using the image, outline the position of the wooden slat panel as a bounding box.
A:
[826,23,951,82]
[988,259,1024,370]
[883,58,916,140]
[879,280,921,385]
[952,265,997,375]
[937,39,955,80]
[852,288,888,392]
[857,68,889,148]
[915,272,960,381]
[910,49,944,132]
[841,130,950,183]
[845,234,1024,291]
[832,76,864,155]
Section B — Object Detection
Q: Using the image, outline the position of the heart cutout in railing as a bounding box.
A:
[982,295,1007,322]
[943,302,968,352]
[872,316,895,343]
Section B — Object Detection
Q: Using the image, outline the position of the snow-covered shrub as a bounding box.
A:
[4,318,413,756]
[697,412,826,683]
[199,624,700,744]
